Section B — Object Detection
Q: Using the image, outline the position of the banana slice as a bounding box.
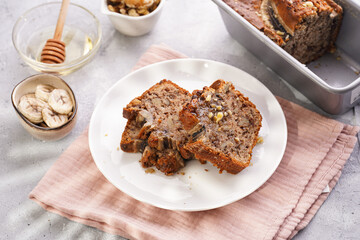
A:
[35,84,54,102]
[42,108,68,128]
[18,94,49,123]
[48,89,73,114]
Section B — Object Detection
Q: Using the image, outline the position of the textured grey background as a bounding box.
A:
[1,0,359,239]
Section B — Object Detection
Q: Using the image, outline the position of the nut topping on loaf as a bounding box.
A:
[224,0,343,63]
[121,79,192,175]
[179,80,262,174]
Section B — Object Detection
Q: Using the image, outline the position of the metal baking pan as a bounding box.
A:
[212,0,360,114]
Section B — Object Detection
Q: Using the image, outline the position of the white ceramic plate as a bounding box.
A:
[89,59,287,211]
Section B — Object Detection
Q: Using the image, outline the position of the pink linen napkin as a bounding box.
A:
[29,44,360,240]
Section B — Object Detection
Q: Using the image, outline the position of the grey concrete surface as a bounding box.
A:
[1,0,359,239]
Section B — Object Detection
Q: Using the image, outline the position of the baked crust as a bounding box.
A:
[184,142,249,174]
[271,0,342,34]
[120,120,146,153]
[123,79,191,120]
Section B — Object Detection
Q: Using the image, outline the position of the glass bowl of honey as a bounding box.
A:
[12,2,102,76]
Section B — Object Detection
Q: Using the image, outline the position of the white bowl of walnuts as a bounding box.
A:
[102,0,164,36]
[11,74,77,141]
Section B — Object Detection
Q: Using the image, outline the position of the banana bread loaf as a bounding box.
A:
[121,79,192,175]
[179,80,262,174]
[223,0,343,64]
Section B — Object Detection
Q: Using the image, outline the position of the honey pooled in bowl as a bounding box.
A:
[107,0,160,16]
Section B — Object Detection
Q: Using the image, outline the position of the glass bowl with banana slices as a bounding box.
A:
[11,74,77,141]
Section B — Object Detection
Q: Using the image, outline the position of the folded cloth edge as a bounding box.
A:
[276,125,359,239]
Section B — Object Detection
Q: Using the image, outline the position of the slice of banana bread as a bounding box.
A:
[120,79,192,175]
[179,79,262,174]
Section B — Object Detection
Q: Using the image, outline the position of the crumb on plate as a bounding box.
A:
[145,168,155,174]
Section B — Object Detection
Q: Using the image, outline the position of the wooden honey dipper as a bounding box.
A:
[41,0,70,64]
